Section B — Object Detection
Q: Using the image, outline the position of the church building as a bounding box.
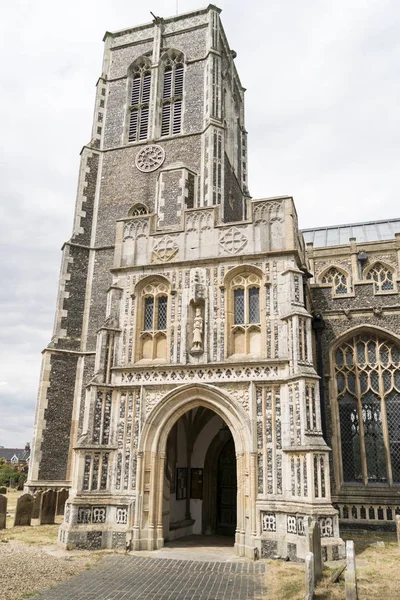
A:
[27,5,400,560]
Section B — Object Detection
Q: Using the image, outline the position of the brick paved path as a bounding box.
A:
[30,555,267,600]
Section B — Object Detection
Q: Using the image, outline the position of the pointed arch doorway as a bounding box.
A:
[132,383,254,557]
[163,407,237,543]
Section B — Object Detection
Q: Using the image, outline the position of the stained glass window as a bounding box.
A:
[366,263,394,292]
[335,334,400,485]
[321,267,348,295]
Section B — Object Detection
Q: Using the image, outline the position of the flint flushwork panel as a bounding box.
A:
[115,390,140,491]
[256,385,282,496]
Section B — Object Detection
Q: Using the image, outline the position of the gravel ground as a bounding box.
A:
[0,540,97,600]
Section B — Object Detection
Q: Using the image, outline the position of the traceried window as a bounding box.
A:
[138,282,168,361]
[234,287,260,324]
[128,62,151,143]
[334,333,400,486]
[129,203,149,216]
[321,267,349,295]
[161,53,184,137]
[230,273,261,356]
[366,262,394,292]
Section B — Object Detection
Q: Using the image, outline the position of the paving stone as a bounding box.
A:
[28,555,267,600]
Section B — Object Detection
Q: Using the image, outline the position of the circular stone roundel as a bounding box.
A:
[135,145,165,173]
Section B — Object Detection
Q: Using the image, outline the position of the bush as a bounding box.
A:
[0,486,6,494]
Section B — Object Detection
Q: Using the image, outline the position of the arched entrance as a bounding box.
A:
[132,384,255,557]
[162,408,237,543]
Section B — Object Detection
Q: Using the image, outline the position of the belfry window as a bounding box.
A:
[138,282,169,361]
[321,267,349,295]
[366,262,394,292]
[334,333,400,486]
[161,55,184,137]
[128,64,151,143]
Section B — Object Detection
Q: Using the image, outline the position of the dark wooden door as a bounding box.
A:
[216,438,237,536]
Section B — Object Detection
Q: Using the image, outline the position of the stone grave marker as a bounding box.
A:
[56,488,69,515]
[396,515,400,552]
[14,493,34,526]
[305,517,323,580]
[0,494,7,529]
[305,551,315,600]
[40,489,57,525]
[32,491,42,519]
[345,540,358,600]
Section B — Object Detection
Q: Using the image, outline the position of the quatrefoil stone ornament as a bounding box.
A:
[135,145,165,172]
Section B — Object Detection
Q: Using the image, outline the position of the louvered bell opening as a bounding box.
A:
[139,107,149,140]
[131,76,140,106]
[161,103,171,136]
[128,109,138,142]
[174,64,184,96]
[141,72,151,104]
[163,68,173,99]
[172,99,182,135]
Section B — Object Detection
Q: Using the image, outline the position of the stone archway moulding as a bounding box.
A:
[132,383,255,557]
[329,323,400,353]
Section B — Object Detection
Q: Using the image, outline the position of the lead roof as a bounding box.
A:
[302,218,400,248]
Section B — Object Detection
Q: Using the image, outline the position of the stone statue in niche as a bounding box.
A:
[190,307,203,354]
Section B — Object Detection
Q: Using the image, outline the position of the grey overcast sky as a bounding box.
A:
[0,0,399,447]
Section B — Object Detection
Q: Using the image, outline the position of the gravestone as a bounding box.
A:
[345,540,358,600]
[396,515,400,552]
[305,517,323,580]
[32,491,42,519]
[56,488,69,515]
[14,493,34,526]
[0,494,7,529]
[39,490,57,525]
[305,552,315,600]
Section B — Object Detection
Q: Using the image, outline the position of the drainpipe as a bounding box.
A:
[357,250,368,280]
[300,266,313,310]
[312,313,327,442]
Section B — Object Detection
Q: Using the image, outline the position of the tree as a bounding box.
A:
[0,463,19,487]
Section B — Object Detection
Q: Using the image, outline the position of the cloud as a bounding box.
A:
[0,0,399,446]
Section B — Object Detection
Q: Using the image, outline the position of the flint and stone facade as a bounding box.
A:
[27,5,400,559]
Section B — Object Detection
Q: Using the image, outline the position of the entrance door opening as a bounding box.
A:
[216,437,237,536]
[163,407,237,543]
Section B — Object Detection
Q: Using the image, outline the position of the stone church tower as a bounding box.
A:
[28,5,344,559]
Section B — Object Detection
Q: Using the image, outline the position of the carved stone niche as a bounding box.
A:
[187,269,207,360]
[189,269,206,303]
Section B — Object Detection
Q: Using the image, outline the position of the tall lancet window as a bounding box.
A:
[161,53,184,137]
[128,61,151,143]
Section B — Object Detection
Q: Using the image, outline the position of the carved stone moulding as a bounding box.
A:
[118,363,282,385]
